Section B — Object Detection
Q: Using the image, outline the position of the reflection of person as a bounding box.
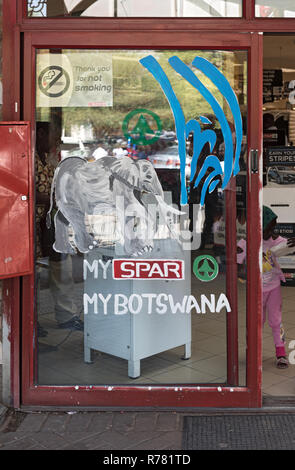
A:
[188,122,222,248]
[35,123,55,260]
[157,170,180,206]
[263,113,287,186]
[35,122,83,334]
[237,206,295,369]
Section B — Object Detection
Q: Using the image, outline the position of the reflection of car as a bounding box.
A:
[159,131,176,141]
[149,146,180,169]
[149,145,191,176]
[268,167,295,185]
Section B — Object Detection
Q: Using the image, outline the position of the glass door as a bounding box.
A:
[22,31,262,407]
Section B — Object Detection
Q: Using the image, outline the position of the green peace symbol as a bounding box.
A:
[193,255,219,282]
[122,108,162,146]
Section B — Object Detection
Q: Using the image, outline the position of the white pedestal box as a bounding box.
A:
[83,239,191,378]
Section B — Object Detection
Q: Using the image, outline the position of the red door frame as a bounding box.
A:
[0,0,268,409]
[17,29,263,408]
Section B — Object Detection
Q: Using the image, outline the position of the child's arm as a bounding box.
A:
[287,237,295,248]
[270,236,295,257]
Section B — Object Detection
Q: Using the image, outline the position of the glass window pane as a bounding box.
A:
[35,48,247,387]
[27,0,242,18]
[263,35,295,395]
[256,1,295,17]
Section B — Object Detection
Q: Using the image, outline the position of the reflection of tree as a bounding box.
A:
[69,0,99,16]
[61,50,243,141]
[28,0,100,17]
[27,0,48,16]
[185,0,222,17]
[28,0,245,18]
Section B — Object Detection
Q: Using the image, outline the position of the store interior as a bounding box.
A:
[262,35,295,398]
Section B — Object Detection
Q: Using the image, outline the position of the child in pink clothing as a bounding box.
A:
[237,206,295,369]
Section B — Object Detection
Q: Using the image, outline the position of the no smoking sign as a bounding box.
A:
[36,52,112,108]
[38,65,71,98]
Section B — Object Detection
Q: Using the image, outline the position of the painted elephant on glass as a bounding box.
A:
[46,155,179,256]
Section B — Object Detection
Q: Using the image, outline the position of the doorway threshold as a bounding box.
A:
[263,396,295,408]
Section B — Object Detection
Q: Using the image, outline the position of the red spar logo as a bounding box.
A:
[113,259,184,280]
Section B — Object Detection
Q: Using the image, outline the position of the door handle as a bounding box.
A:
[250,149,258,174]
[270,204,290,207]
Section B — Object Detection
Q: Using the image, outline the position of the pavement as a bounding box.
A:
[2,366,295,451]
[2,405,295,451]
[1,366,184,451]
[0,407,184,451]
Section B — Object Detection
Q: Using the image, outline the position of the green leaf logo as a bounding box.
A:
[193,255,219,282]
[122,108,162,145]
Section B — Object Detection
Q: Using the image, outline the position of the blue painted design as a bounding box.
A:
[139,55,188,205]
[139,55,243,206]
[191,56,242,177]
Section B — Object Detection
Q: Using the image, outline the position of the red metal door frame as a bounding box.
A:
[19,29,262,408]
